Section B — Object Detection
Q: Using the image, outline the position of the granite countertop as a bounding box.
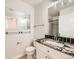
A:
[35,38,74,56]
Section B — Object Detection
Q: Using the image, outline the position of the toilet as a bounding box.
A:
[26,46,35,59]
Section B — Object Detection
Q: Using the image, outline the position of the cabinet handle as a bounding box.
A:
[48,50,49,53]
[17,42,22,45]
[45,56,47,58]
[6,32,8,34]
[49,58,50,59]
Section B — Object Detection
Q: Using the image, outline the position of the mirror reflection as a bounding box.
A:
[48,1,74,38]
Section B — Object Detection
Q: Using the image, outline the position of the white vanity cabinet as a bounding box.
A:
[34,41,73,59]
[34,41,55,59]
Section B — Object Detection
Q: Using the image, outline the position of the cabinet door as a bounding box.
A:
[48,56,55,59]
[36,49,48,59]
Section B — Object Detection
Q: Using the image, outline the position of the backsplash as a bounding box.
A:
[45,35,74,44]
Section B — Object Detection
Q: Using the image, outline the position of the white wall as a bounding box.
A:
[59,6,74,38]
[34,0,53,39]
[5,0,34,59]
[34,3,45,39]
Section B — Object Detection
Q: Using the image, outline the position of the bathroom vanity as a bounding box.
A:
[34,39,74,59]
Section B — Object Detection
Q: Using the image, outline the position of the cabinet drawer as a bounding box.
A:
[36,49,55,59]
[47,47,73,59]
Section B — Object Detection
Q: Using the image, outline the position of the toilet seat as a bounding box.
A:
[26,46,35,52]
[26,46,35,59]
[26,46,35,55]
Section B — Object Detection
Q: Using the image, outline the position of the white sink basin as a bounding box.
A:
[43,41,64,48]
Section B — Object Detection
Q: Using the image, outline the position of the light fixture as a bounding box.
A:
[51,0,58,2]
[69,0,73,3]
[58,0,64,6]
[54,2,57,8]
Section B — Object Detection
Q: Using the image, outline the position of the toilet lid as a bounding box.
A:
[26,46,35,52]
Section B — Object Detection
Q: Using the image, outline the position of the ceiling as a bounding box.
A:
[21,0,58,6]
[21,0,43,6]
[5,0,45,17]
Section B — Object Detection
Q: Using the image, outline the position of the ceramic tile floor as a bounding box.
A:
[19,54,36,59]
[19,54,27,59]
